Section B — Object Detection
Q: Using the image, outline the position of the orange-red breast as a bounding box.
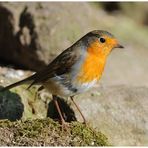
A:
[1,30,124,125]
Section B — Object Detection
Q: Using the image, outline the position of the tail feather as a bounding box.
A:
[0,76,34,92]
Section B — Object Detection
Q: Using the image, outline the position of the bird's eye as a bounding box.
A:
[99,37,106,43]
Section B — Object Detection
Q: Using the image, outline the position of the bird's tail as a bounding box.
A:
[0,76,34,92]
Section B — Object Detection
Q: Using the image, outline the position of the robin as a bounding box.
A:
[0,30,124,126]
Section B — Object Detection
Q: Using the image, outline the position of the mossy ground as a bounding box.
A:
[0,118,109,146]
[0,78,109,146]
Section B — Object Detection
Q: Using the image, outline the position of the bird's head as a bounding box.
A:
[83,30,124,56]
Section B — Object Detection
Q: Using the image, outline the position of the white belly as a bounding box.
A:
[43,75,97,97]
[73,79,97,94]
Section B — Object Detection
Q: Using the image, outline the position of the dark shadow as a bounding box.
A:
[16,6,41,53]
[143,11,148,26]
[0,5,16,67]
[0,86,24,121]
[47,96,77,122]
[0,5,46,71]
[101,2,121,13]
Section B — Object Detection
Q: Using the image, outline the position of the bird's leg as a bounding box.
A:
[70,96,86,124]
[52,95,68,129]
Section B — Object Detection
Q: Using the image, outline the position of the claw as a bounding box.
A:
[60,120,69,131]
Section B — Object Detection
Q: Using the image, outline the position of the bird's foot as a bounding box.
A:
[82,120,87,125]
[60,120,70,132]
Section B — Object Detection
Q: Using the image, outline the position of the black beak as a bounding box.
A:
[115,44,124,48]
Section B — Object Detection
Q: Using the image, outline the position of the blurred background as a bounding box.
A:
[0,2,148,146]
[0,2,148,86]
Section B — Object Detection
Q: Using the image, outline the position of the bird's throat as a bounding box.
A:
[76,52,106,83]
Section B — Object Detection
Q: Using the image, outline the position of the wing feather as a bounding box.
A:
[28,47,79,88]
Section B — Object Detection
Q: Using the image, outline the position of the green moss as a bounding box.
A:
[0,118,60,139]
[12,118,60,138]
[0,118,109,146]
[0,119,13,128]
[70,122,109,146]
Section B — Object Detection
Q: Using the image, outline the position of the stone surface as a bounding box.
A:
[0,88,24,121]
[74,85,148,146]
[0,4,46,71]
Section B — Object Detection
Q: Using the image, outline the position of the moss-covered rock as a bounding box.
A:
[0,118,109,146]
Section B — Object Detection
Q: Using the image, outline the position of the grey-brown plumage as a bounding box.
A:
[0,30,124,126]
[0,30,122,92]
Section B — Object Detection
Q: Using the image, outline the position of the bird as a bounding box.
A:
[0,30,124,126]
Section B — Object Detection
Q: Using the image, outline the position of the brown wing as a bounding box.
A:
[28,47,79,88]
